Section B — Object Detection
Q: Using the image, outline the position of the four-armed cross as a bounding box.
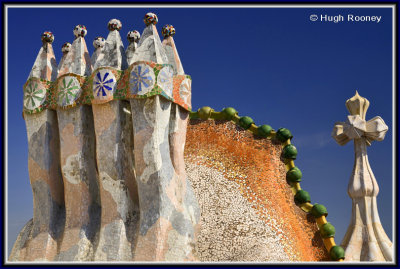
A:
[332,91,392,261]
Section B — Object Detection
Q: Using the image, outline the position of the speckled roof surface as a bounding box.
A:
[185,119,329,261]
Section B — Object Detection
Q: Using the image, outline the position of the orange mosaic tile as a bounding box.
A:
[185,119,330,261]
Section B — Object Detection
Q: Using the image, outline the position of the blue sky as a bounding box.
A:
[6,5,394,256]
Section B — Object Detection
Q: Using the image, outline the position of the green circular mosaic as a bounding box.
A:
[57,76,82,107]
[23,80,46,111]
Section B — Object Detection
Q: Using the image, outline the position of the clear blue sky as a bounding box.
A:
[6,5,394,256]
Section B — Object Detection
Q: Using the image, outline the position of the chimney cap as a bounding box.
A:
[73,25,87,38]
[41,31,54,44]
[93,37,105,48]
[108,19,122,31]
[127,30,140,43]
[162,24,175,38]
[144,12,158,26]
[61,42,71,53]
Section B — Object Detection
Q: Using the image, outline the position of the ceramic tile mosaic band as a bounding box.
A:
[88,67,123,105]
[23,62,192,114]
[23,78,54,114]
[54,73,89,109]
[121,61,192,111]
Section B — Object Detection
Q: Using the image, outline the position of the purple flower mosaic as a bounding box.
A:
[157,66,174,97]
[93,69,117,99]
[129,64,155,95]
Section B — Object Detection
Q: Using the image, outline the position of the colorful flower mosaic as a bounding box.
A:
[127,30,140,43]
[171,74,192,111]
[179,78,191,104]
[23,16,194,115]
[73,25,87,38]
[129,63,156,95]
[23,64,191,112]
[144,12,158,26]
[93,69,117,100]
[157,66,174,97]
[23,79,46,111]
[161,24,176,38]
[108,19,122,31]
[57,76,81,107]
[62,42,71,53]
[41,31,54,43]
[93,37,105,49]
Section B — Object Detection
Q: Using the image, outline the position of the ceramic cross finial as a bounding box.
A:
[332,91,392,261]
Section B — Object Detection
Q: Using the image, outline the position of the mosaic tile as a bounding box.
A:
[23,63,192,113]
[23,78,54,114]
[157,65,174,98]
[23,79,47,111]
[92,69,117,101]
[185,119,330,261]
[129,63,156,95]
[179,77,191,105]
[57,75,82,107]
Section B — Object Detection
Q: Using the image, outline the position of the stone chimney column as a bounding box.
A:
[90,37,105,67]
[126,30,140,65]
[90,18,139,261]
[10,31,64,261]
[162,24,200,251]
[55,25,100,261]
[128,12,199,261]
